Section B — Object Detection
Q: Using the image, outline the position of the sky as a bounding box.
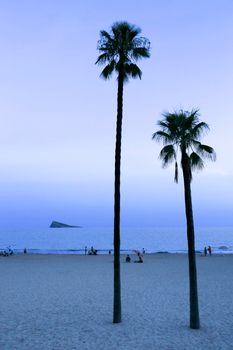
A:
[0,0,232,229]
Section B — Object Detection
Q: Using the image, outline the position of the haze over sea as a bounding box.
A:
[0,226,232,255]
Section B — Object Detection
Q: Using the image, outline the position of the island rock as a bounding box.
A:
[50,221,81,228]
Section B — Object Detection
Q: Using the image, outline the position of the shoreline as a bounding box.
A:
[2,249,232,255]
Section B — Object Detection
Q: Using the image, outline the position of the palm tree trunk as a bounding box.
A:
[181,150,200,329]
[113,69,124,323]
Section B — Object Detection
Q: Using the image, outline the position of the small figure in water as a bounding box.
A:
[208,246,212,256]
[24,248,27,254]
[108,250,111,255]
[204,246,207,256]
[84,246,87,255]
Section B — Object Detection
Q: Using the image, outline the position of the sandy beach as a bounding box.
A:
[0,253,232,350]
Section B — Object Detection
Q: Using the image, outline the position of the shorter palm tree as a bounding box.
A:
[153,109,216,329]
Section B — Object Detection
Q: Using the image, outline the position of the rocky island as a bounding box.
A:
[50,221,81,228]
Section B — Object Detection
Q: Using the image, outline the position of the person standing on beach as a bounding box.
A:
[204,247,207,256]
[208,246,212,256]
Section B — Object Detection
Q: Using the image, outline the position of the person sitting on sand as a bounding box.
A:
[138,254,143,263]
[0,250,8,257]
[134,251,143,263]
[88,246,98,255]
[125,254,131,263]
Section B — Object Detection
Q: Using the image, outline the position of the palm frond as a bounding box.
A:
[99,30,112,42]
[124,63,142,79]
[152,131,171,144]
[100,61,116,79]
[192,140,201,149]
[95,53,109,65]
[157,120,168,128]
[185,109,199,127]
[191,122,210,139]
[131,45,150,60]
[127,25,142,40]
[159,145,176,168]
[196,144,216,161]
[189,152,205,170]
[112,21,140,37]
[174,161,178,183]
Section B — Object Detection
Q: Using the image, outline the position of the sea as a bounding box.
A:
[0,226,233,255]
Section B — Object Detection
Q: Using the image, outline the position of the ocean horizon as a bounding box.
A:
[0,226,232,255]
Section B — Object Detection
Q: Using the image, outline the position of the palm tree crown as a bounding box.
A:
[96,21,150,81]
[152,109,216,182]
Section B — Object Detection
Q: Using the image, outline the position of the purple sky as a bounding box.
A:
[0,0,232,228]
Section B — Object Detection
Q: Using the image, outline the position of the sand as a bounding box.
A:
[0,253,232,350]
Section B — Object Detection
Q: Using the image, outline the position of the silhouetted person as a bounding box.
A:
[134,251,143,263]
[138,254,143,263]
[88,246,97,255]
[204,247,207,256]
[125,254,131,263]
[24,248,27,254]
[108,250,111,255]
[85,246,87,255]
[208,246,212,256]
[8,247,13,255]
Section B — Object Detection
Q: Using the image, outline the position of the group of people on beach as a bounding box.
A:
[125,249,145,263]
[84,246,146,261]
[204,246,212,256]
[0,247,14,257]
[86,246,98,255]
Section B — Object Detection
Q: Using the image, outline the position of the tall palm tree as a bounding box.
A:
[96,22,150,323]
[153,109,216,329]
